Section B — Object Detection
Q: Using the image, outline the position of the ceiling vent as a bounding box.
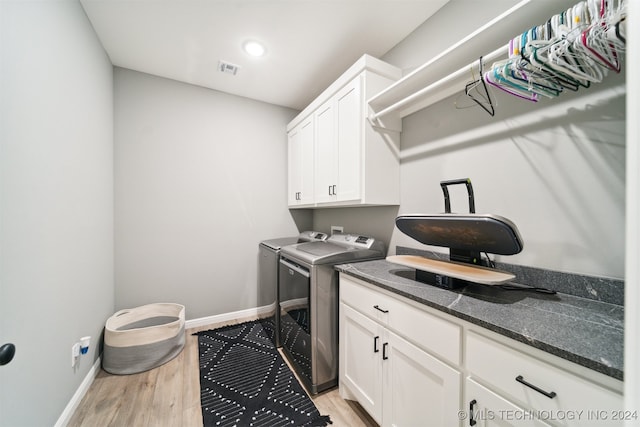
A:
[218,60,239,76]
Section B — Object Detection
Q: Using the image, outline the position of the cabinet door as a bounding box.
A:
[314,100,336,203]
[466,379,552,427]
[287,125,302,206]
[335,76,362,202]
[288,117,314,206]
[340,304,383,424]
[383,330,461,427]
[299,118,314,204]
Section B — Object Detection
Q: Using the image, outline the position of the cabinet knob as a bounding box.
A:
[374,336,380,353]
[0,343,16,366]
[382,342,389,360]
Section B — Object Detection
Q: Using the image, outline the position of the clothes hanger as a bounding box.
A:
[464,0,627,106]
[534,7,598,87]
[496,28,568,100]
[606,1,627,45]
[453,61,495,114]
[609,0,628,43]
[485,65,538,102]
[461,57,496,116]
[515,28,564,97]
[578,0,622,72]
[518,24,581,92]
[508,62,563,97]
[580,27,621,72]
[541,22,603,86]
[499,53,561,99]
[492,60,530,93]
[614,18,626,43]
[526,36,585,90]
[549,35,605,84]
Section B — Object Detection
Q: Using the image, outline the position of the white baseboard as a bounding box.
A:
[57,306,271,426]
[279,297,308,311]
[185,304,273,330]
[55,356,102,427]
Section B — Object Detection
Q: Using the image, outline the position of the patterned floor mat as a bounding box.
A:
[195,320,332,427]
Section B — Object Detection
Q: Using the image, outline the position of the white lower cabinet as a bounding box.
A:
[340,277,462,427]
[465,331,623,427]
[339,274,624,427]
[466,378,552,427]
[341,304,384,422]
[383,330,461,427]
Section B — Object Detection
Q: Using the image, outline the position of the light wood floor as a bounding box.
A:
[68,317,377,427]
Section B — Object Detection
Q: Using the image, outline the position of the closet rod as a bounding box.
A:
[369,44,508,121]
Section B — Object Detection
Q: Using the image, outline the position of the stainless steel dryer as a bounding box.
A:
[258,231,327,347]
[278,233,385,394]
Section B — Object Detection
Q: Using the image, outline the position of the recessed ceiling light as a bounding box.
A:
[243,40,266,57]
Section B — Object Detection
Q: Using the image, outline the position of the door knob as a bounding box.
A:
[0,343,16,366]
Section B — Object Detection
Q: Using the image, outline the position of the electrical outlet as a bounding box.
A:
[331,225,344,235]
[71,343,80,367]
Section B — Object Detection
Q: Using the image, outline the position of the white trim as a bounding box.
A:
[625,0,639,424]
[279,297,309,311]
[55,356,102,427]
[185,305,272,330]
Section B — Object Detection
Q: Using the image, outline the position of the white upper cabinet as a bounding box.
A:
[287,116,314,207]
[334,78,362,203]
[313,98,336,204]
[287,55,402,208]
[314,77,361,204]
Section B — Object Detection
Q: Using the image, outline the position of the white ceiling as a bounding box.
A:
[80,0,449,111]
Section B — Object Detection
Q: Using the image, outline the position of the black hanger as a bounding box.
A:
[464,57,495,117]
[615,18,626,43]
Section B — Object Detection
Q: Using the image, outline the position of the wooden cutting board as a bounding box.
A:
[386,255,515,285]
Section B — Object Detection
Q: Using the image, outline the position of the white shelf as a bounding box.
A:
[367,0,578,122]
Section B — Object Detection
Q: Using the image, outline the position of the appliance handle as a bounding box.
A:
[440,178,475,214]
[280,258,310,278]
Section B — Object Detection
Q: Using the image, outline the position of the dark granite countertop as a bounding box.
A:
[336,259,624,381]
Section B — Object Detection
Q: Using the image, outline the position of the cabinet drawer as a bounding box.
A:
[466,332,623,426]
[340,275,461,366]
[340,275,392,323]
[466,378,552,427]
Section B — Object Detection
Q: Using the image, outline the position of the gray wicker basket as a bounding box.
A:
[103,303,185,375]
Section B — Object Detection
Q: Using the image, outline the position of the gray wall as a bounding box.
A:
[0,1,114,426]
[313,0,626,279]
[114,68,307,319]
